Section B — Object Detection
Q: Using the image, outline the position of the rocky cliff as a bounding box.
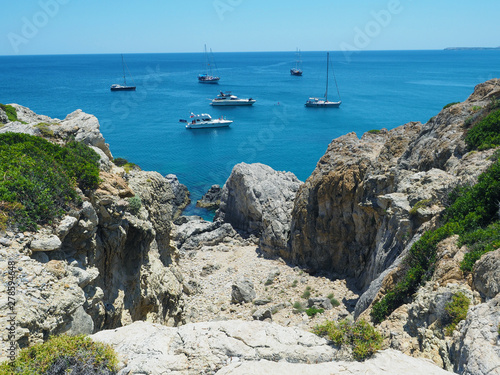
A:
[0,106,185,359]
[288,80,500,290]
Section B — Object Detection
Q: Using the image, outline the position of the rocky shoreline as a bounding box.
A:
[1,80,500,374]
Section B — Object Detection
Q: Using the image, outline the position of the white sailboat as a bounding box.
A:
[290,48,303,76]
[110,54,136,91]
[305,52,341,107]
[198,45,220,84]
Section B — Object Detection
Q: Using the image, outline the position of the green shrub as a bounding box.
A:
[0,334,118,374]
[292,301,305,313]
[367,129,381,134]
[327,293,340,307]
[34,122,54,137]
[409,199,433,216]
[0,132,100,230]
[465,109,500,150]
[444,292,470,336]
[0,104,19,122]
[305,307,324,317]
[301,286,311,299]
[443,102,460,110]
[128,194,142,215]
[313,319,383,361]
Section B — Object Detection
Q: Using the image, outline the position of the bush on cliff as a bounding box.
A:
[465,108,500,150]
[0,335,118,375]
[0,132,100,230]
[0,104,19,123]
[313,319,383,361]
[371,157,500,323]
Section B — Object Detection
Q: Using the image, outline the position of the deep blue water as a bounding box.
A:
[1,50,500,216]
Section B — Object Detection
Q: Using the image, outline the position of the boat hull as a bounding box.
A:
[186,120,233,129]
[305,100,341,108]
[211,100,255,106]
[290,69,303,76]
[110,85,136,91]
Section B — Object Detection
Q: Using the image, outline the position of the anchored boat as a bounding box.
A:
[180,113,232,129]
[210,91,256,106]
[305,52,341,107]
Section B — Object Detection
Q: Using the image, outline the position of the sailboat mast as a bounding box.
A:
[325,52,329,101]
[121,54,127,86]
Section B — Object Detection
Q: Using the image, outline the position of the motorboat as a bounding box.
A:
[210,91,256,106]
[180,113,233,129]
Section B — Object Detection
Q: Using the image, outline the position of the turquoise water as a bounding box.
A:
[1,50,500,216]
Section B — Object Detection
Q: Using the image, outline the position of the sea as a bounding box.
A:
[1,50,500,218]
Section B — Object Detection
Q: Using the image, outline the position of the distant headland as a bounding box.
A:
[444,46,500,50]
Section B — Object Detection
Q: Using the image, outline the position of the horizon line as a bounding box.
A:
[3,47,498,57]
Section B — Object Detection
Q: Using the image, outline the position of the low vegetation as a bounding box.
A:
[127,194,142,215]
[313,319,383,361]
[0,104,19,123]
[0,132,100,230]
[465,108,500,150]
[113,157,141,173]
[444,292,470,336]
[443,101,460,109]
[0,335,118,375]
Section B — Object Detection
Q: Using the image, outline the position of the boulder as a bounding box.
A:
[30,234,62,252]
[164,174,190,219]
[216,163,302,256]
[473,248,500,299]
[196,184,222,210]
[231,277,256,304]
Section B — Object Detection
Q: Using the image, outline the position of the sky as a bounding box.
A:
[1,0,499,55]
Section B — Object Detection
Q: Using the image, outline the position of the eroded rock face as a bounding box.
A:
[164,174,191,219]
[216,162,302,256]
[288,80,500,290]
[0,108,184,358]
[473,248,500,299]
[450,294,500,375]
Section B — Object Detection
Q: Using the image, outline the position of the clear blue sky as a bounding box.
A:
[1,0,499,55]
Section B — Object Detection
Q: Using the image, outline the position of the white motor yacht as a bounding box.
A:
[210,91,256,106]
[180,113,233,129]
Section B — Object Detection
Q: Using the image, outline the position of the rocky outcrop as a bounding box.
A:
[450,294,500,375]
[172,216,243,252]
[90,320,451,375]
[164,174,190,219]
[287,80,500,291]
[0,107,184,358]
[472,248,500,299]
[216,163,302,256]
[197,184,223,210]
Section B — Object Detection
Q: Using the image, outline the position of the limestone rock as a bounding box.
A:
[231,277,256,304]
[216,349,453,375]
[473,248,500,299]
[90,320,337,374]
[165,174,190,219]
[173,217,241,251]
[216,162,302,256]
[0,107,7,123]
[450,294,500,375]
[196,184,222,210]
[30,234,62,252]
[55,215,78,241]
[288,80,500,292]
